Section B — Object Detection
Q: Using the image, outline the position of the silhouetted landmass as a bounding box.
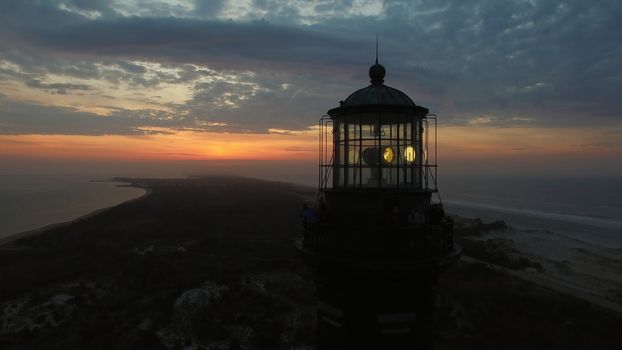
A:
[0,176,620,349]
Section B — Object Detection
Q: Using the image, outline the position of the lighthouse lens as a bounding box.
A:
[362,147,379,164]
[405,146,415,163]
[383,146,394,163]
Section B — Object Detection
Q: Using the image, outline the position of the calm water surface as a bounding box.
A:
[0,175,144,239]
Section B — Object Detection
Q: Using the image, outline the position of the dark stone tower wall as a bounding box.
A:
[316,267,438,349]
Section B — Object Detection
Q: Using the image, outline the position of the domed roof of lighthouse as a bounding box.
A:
[340,60,417,107]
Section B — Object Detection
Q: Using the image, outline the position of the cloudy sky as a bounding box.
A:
[1,0,621,178]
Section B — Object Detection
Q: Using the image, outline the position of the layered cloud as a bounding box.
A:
[0,0,621,136]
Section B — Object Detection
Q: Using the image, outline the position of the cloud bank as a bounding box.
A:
[0,0,621,135]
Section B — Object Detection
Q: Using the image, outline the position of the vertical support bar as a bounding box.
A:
[344,120,348,188]
[324,116,328,189]
[414,119,416,189]
[359,113,362,189]
[425,114,439,193]
[318,116,322,191]
[435,115,438,190]
[324,118,339,187]
[317,114,334,191]
[425,118,429,190]
[395,119,402,188]
[377,113,382,189]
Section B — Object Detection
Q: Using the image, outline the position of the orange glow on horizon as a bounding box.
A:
[438,126,622,160]
[0,126,620,164]
[0,129,317,161]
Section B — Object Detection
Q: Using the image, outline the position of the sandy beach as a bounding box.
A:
[446,200,622,313]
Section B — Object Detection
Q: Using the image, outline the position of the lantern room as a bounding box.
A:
[319,61,437,192]
[301,57,460,350]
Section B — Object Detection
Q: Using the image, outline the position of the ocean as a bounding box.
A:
[440,175,622,302]
[0,175,145,240]
[440,176,622,248]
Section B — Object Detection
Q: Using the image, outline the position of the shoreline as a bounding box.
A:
[1,176,620,314]
[451,211,622,314]
[0,182,149,248]
[445,199,622,229]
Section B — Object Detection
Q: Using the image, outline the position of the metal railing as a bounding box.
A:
[318,114,333,192]
[424,114,442,203]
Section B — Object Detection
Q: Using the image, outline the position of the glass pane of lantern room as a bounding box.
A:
[359,120,378,188]
[346,120,360,188]
[378,118,398,187]
[348,144,361,187]
[335,121,345,187]
[348,121,359,142]
[415,118,422,188]
[400,147,413,187]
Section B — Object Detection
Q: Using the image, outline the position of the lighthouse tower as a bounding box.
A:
[297,59,460,349]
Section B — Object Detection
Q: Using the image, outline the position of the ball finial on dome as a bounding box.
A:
[369,62,385,85]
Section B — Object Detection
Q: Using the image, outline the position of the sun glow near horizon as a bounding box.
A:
[0,128,318,161]
[2,125,620,174]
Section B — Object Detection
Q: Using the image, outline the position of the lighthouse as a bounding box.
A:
[296,57,460,349]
